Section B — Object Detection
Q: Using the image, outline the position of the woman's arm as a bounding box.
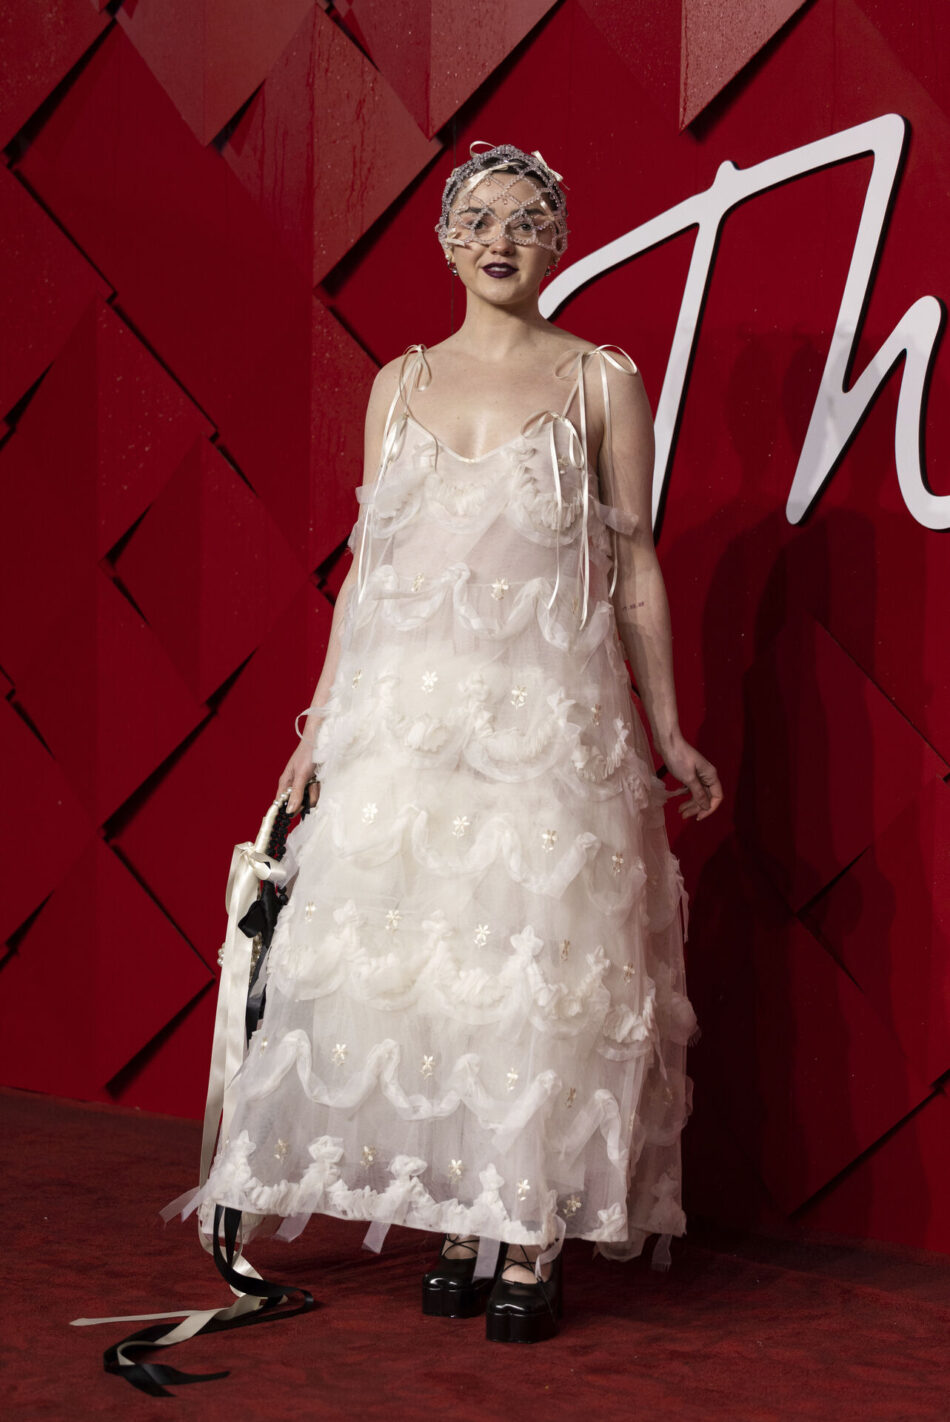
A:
[595,358,722,821]
[281,361,399,813]
[595,361,680,754]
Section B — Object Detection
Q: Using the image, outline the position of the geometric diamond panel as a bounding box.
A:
[108,984,219,1120]
[856,0,950,117]
[16,27,312,489]
[742,615,948,913]
[340,0,559,139]
[0,164,109,420]
[576,0,810,129]
[0,699,95,947]
[0,1,107,149]
[116,0,316,146]
[93,298,214,560]
[699,864,933,1213]
[680,0,810,127]
[806,777,950,1087]
[225,5,441,285]
[0,839,211,1096]
[113,438,310,702]
[12,573,205,824]
[797,1088,950,1255]
[16,28,380,570]
[215,295,380,571]
[112,581,334,960]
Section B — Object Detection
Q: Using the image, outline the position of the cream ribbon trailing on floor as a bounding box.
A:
[71,792,301,1361]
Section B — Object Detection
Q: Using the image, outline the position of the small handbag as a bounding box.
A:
[197,783,315,1189]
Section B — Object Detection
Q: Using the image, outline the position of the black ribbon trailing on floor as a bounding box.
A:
[102,1207,316,1398]
[98,792,318,1397]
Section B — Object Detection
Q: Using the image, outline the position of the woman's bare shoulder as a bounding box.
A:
[555,328,639,369]
[551,328,641,405]
[546,327,600,355]
[367,349,420,411]
[374,351,410,386]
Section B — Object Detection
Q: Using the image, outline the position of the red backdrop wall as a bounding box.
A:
[1,0,947,1257]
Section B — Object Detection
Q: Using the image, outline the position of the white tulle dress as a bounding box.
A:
[168,343,699,1274]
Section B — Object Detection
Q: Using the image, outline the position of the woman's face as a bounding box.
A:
[443,172,561,300]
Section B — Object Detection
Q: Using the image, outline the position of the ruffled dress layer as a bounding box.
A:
[166,344,699,1273]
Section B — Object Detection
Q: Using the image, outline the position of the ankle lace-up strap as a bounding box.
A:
[441,1233,479,1259]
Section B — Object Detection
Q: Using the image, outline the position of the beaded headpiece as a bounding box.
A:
[435,141,569,259]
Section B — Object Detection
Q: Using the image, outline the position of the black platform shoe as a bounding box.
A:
[485,1242,563,1343]
[421,1234,496,1318]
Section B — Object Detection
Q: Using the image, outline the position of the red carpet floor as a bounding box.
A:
[4,1086,949,1420]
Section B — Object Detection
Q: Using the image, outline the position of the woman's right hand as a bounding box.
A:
[657,731,723,822]
[277,737,320,817]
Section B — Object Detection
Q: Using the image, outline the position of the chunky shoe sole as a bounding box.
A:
[485,1301,561,1343]
[485,1250,564,1342]
[422,1276,493,1318]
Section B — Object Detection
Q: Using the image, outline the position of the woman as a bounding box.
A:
[149,141,721,1374]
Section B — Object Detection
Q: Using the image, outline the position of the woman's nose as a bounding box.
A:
[488,221,516,252]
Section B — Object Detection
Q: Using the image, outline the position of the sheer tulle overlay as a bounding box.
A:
[166,344,698,1272]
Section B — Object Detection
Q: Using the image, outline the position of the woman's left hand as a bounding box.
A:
[657,733,723,821]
